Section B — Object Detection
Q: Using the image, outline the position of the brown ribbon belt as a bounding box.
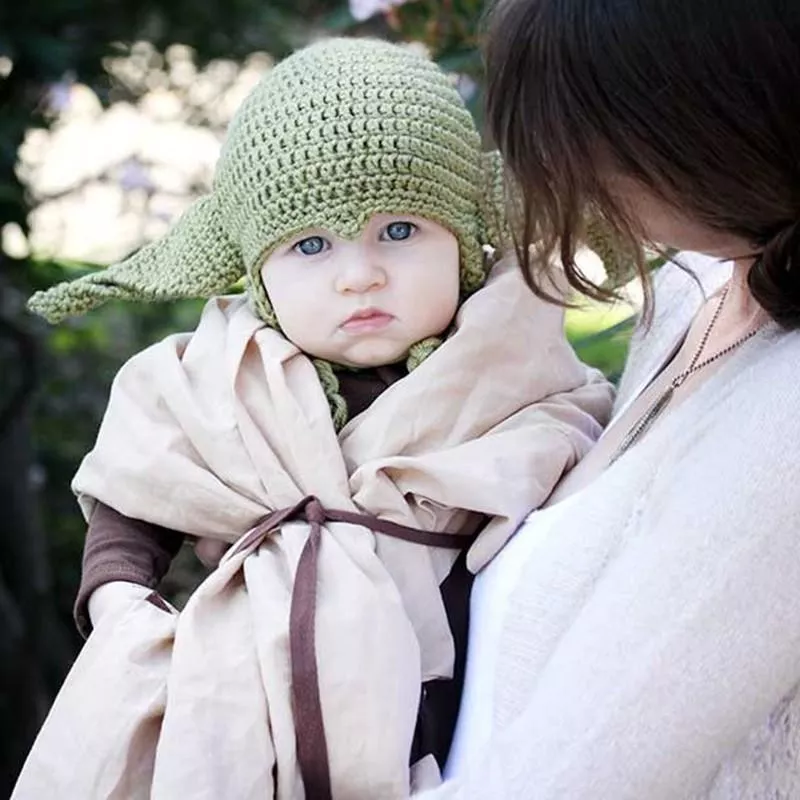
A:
[234,496,474,800]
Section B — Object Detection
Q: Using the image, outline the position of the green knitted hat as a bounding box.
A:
[29,38,504,327]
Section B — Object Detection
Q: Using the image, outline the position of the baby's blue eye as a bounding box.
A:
[294,236,327,256]
[384,222,416,241]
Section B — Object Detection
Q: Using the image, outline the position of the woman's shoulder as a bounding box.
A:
[651,322,800,521]
[722,322,800,426]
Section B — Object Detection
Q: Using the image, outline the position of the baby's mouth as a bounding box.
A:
[340,308,395,333]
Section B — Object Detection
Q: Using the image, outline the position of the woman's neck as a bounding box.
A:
[544,255,769,508]
[714,257,770,339]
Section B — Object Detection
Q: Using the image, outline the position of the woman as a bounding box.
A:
[420,0,800,797]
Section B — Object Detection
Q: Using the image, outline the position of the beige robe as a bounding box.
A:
[13,260,612,799]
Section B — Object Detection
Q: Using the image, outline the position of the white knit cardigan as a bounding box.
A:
[420,253,800,800]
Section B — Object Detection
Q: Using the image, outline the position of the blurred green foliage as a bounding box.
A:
[566,305,634,384]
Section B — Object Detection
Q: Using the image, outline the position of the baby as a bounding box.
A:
[15,38,613,800]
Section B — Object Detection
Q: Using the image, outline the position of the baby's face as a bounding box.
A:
[260,214,460,368]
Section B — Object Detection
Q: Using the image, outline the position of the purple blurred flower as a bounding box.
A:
[454,74,478,103]
[119,157,153,192]
[47,80,72,113]
[349,0,410,22]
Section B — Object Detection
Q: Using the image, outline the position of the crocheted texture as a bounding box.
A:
[29,38,488,326]
[27,38,632,428]
[312,358,349,432]
[406,336,441,372]
[584,216,642,288]
[476,151,633,285]
[28,37,503,426]
[27,197,243,325]
[479,150,514,254]
[232,37,488,314]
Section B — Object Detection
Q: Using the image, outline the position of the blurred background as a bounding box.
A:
[0,0,634,790]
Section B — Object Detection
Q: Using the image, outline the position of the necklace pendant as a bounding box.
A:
[610,385,675,464]
[607,284,767,466]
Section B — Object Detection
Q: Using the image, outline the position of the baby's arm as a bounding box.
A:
[74,503,183,637]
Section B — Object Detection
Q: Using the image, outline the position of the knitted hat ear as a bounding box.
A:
[478,151,641,283]
[28,196,243,323]
[478,150,515,254]
[583,215,643,288]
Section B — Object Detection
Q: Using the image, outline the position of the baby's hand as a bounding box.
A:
[194,538,229,568]
[87,581,152,628]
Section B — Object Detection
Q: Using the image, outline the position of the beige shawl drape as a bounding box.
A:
[13,260,612,799]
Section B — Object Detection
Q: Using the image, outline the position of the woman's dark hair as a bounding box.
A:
[484,0,800,327]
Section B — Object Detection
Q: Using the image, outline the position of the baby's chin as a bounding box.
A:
[331,352,409,370]
[312,343,412,370]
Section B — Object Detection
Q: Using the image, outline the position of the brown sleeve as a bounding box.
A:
[74,502,184,638]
